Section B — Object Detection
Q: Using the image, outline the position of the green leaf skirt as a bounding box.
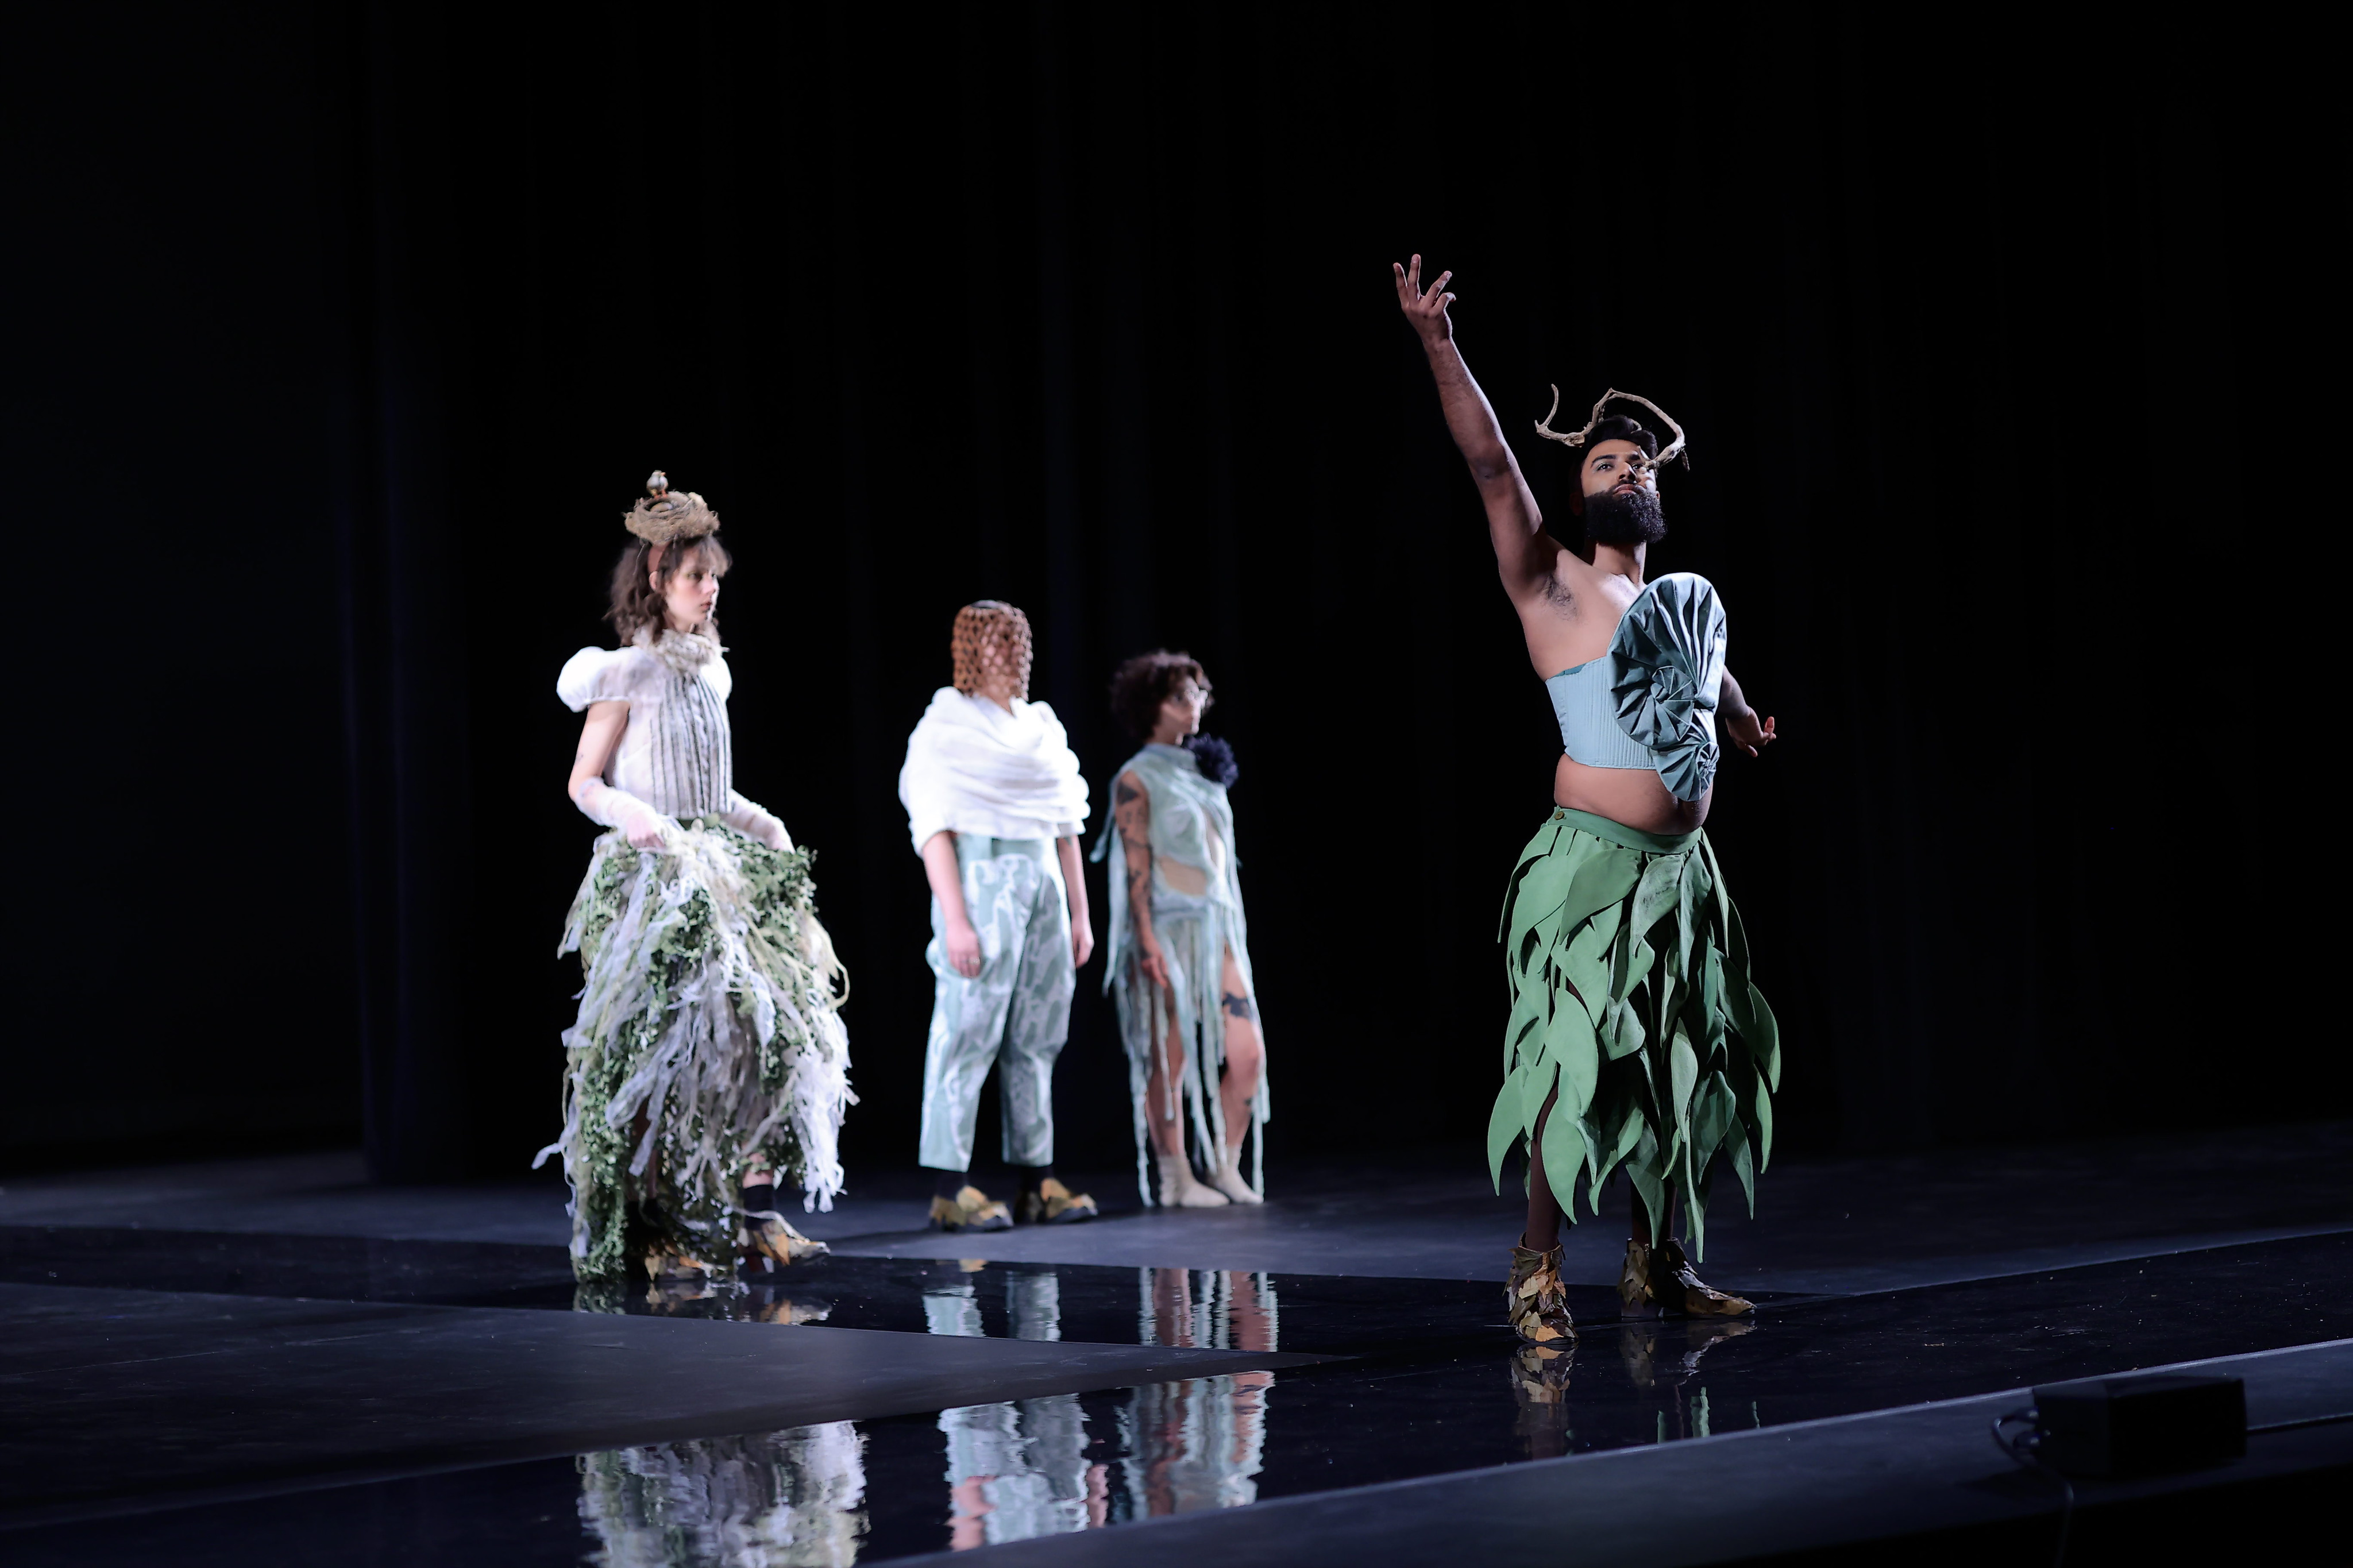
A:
[1491,808,1779,1257]
[541,820,853,1282]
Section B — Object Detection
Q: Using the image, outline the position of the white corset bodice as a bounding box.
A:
[557,634,735,818]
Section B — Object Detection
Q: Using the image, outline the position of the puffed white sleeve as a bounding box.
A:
[557,647,637,712]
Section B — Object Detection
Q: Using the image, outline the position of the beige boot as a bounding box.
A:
[1157,1150,1229,1208]
[1205,1144,1262,1204]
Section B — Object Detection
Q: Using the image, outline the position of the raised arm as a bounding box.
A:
[1114,771,1169,991]
[1393,255,1554,594]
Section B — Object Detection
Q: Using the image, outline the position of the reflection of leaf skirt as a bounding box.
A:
[578,1423,867,1567]
[541,820,853,1282]
[1490,808,1779,1256]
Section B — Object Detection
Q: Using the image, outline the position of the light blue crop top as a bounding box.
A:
[1541,573,1729,802]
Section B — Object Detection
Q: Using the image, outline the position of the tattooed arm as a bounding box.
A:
[1115,771,1170,990]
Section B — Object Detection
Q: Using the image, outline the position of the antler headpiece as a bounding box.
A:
[1533,388,1689,472]
[624,470,722,547]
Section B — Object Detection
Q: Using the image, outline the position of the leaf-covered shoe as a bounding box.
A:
[643,1242,719,1281]
[1509,1342,1576,1458]
[1622,1237,1753,1318]
[740,1212,831,1269]
[1017,1177,1099,1225]
[1506,1243,1577,1346]
[1511,1341,1575,1397]
[929,1185,1013,1233]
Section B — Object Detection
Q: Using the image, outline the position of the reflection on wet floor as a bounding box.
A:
[11,1234,2353,1567]
[1509,1319,1757,1460]
[579,1423,868,1567]
[919,1268,1279,1547]
[566,1266,1286,1561]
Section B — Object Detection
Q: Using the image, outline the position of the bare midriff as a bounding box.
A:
[1553,753,1710,835]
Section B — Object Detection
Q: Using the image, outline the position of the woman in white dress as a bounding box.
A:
[538,473,851,1283]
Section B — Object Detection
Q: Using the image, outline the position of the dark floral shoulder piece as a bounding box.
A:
[1185,734,1239,788]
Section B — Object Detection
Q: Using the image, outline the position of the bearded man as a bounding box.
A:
[1394,255,1782,1351]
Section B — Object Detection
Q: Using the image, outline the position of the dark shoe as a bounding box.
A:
[1019,1177,1098,1225]
[1506,1243,1577,1346]
[1623,1237,1753,1318]
[929,1185,1013,1233]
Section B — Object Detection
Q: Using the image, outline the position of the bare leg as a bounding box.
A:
[1216,947,1263,1150]
[1145,988,1226,1206]
[1144,999,1187,1156]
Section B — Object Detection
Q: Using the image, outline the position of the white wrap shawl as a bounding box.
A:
[898,688,1090,853]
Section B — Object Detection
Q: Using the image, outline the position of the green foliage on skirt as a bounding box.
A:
[1490,810,1779,1257]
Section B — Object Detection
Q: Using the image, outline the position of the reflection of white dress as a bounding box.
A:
[578,1422,868,1567]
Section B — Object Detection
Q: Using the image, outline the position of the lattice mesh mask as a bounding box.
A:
[951,601,1033,701]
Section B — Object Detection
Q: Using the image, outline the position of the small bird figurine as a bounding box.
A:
[647,470,669,498]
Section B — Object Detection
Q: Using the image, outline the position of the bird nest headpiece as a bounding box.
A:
[1533,387,1689,473]
[624,470,722,549]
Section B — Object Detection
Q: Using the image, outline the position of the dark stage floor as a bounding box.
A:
[4,1125,2351,1565]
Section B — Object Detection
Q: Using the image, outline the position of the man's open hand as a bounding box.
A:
[1393,254,1455,344]
[1725,710,1778,758]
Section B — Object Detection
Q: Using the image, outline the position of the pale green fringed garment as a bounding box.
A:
[1090,743,1268,1204]
[1491,808,1779,1258]
[540,820,852,1282]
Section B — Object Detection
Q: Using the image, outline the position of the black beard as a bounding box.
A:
[1583,484,1666,546]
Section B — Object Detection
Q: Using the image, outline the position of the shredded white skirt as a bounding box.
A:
[538,820,853,1281]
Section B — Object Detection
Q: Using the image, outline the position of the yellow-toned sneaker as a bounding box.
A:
[1018,1177,1099,1225]
[1506,1243,1577,1346]
[929,1184,1013,1233]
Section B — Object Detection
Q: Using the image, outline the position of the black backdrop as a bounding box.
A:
[6,4,2335,1181]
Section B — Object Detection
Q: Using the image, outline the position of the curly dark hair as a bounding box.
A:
[607,534,732,645]
[1109,650,1212,740]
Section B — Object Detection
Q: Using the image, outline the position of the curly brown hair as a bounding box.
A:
[607,535,732,646]
[951,601,1033,701]
[1109,650,1212,740]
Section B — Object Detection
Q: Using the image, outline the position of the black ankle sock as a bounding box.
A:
[1016,1164,1054,1195]
[933,1170,973,1200]
[740,1180,778,1215]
